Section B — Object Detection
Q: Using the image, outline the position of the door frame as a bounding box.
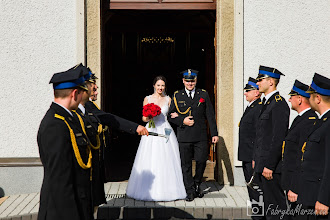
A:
[85,0,236,185]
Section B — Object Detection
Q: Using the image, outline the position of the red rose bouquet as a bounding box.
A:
[142,103,161,128]
[198,98,205,107]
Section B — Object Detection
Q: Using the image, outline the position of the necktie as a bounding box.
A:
[260,97,267,114]
[189,91,193,99]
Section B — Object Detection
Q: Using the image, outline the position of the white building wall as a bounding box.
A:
[0,0,84,157]
[233,0,330,185]
[244,0,330,114]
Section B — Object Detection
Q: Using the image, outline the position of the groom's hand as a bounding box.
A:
[212,136,219,143]
[183,116,194,126]
[136,125,149,136]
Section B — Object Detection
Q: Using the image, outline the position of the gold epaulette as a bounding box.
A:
[201,89,206,92]
[309,117,316,120]
[275,95,282,102]
[54,113,92,169]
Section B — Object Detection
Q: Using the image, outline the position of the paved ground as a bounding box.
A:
[0,181,251,220]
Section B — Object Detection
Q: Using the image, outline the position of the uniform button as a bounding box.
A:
[318,179,321,181]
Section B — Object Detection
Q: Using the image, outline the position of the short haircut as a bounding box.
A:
[54,87,83,98]
[320,94,330,103]
[273,78,279,87]
[54,88,73,98]
[301,96,310,104]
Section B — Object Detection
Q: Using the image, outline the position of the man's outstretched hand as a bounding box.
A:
[136,125,149,136]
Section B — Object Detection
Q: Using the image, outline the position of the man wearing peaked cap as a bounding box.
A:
[72,66,108,214]
[238,77,263,219]
[254,65,290,219]
[281,80,317,218]
[168,69,219,202]
[38,65,94,220]
[82,68,149,187]
[86,67,99,101]
[298,73,330,218]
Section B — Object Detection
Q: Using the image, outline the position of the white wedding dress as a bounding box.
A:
[126,95,186,201]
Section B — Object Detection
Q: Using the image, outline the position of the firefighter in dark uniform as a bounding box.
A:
[254,65,290,219]
[281,80,317,218]
[83,68,149,197]
[238,77,262,219]
[298,73,330,219]
[168,69,219,202]
[71,65,107,215]
[37,67,93,220]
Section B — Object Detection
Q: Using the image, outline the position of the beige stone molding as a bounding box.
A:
[86,0,102,107]
[0,158,42,167]
[215,0,235,185]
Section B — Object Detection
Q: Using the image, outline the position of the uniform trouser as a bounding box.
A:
[255,172,288,220]
[179,141,208,195]
[243,162,265,220]
[296,205,328,220]
[92,148,106,207]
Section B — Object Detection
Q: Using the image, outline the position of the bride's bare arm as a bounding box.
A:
[142,97,150,122]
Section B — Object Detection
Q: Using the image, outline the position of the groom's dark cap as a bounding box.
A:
[288,80,310,98]
[181,69,198,81]
[244,77,259,91]
[306,73,330,96]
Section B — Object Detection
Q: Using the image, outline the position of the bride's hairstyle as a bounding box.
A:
[153,75,167,95]
[153,75,167,86]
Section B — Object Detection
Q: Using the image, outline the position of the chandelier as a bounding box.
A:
[141,37,175,44]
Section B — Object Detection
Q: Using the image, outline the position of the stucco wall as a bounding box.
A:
[0,1,83,157]
[243,0,330,116]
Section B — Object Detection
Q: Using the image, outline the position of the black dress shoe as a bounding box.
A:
[195,183,204,198]
[185,193,195,202]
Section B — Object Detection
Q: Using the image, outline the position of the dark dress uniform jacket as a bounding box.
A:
[75,107,107,207]
[238,98,261,162]
[254,92,290,173]
[37,103,92,220]
[85,101,138,135]
[281,109,317,193]
[298,110,330,207]
[168,88,218,142]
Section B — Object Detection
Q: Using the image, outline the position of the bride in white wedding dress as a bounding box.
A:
[126,76,186,201]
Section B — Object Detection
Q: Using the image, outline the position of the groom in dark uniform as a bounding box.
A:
[168,69,219,201]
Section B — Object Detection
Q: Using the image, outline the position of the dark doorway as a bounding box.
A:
[102,10,216,181]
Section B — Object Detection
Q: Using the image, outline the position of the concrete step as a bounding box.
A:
[0,182,251,220]
[97,182,251,220]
